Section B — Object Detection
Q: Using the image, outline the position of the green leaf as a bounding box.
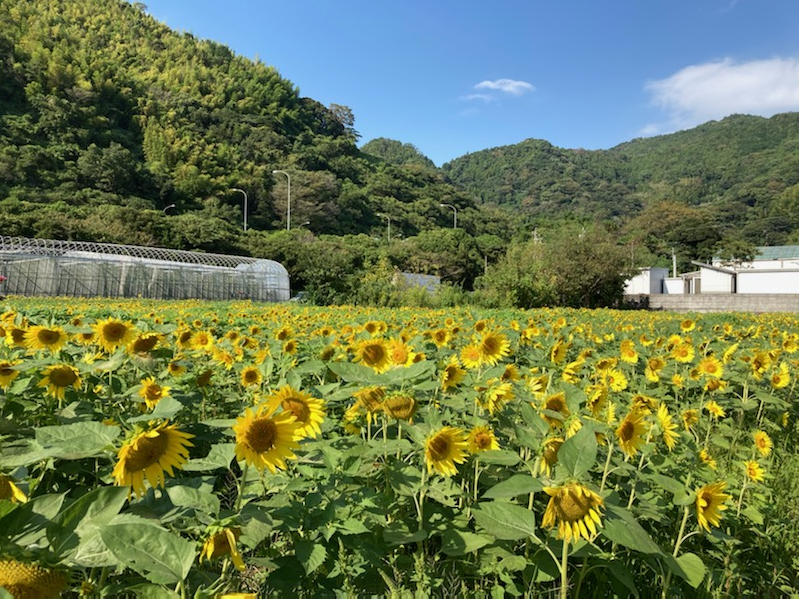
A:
[476,450,521,466]
[473,502,537,540]
[558,426,597,479]
[326,362,383,384]
[665,552,706,588]
[128,396,184,423]
[383,360,436,384]
[383,522,427,546]
[46,486,129,559]
[35,421,120,459]
[440,529,492,556]
[0,492,67,547]
[166,484,220,516]
[482,474,544,499]
[182,443,235,472]
[602,504,662,554]
[295,540,326,575]
[101,523,196,585]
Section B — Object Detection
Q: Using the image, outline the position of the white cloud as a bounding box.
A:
[475,78,535,96]
[643,57,799,135]
[461,93,495,103]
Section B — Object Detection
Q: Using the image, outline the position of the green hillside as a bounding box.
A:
[443,113,799,246]
[0,0,483,251]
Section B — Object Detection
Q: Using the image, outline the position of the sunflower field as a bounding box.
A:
[1,298,798,598]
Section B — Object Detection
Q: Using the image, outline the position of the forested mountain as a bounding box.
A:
[360,138,437,170]
[442,113,799,248]
[0,0,487,252]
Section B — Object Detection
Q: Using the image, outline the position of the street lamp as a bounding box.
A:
[377,213,391,243]
[230,188,248,232]
[272,170,291,230]
[162,203,176,214]
[440,203,457,228]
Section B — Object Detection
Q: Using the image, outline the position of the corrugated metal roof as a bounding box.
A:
[755,245,799,260]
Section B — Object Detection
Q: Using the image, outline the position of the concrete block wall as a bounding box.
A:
[641,294,799,313]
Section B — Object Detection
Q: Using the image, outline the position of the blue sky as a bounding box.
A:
[143,0,799,166]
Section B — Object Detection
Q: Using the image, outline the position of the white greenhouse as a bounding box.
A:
[0,237,290,302]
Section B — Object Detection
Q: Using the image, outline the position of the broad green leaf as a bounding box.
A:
[35,421,120,459]
[476,450,521,466]
[440,529,492,556]
[166,484,220,516]
[482,474,544,499]
[605,561,640,598]
[101,523,196,585]
[182,443,235,472]
[47,486,129,559]
[665,552,706,588]
[558,426,597,479]
[641,473,685,495]
[0,492,67,547]
[602,505,662,554]
[326,362,383,384]
[336,518,371,535]
[383,360,436,384]
[474,502,536,540]
[128,396,184,423]
[383,522,427,546]
[295,540,326,575]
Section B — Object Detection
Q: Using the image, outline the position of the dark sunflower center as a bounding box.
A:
[133,336,159,352]
[38,329,61,345]
[363,344,385,365]
[103,323,128,342]
[474,432,492,450]
[619,420,635,442]
[49,367,77,387]
[125,432,169,471]
[557,490,591,522]
[0,365,14,376]
[144,385,162,400]
[246,418,277,452]
[482,337,498,354]
[282,399,310,423]
[428,435,451,461]
[0,477,12,499]
[243,370,260,383]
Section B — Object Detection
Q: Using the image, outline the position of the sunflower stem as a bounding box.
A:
[559,538,570,599]
[473,458,480,503]
[663,504,691,598]
[417,466,427,531]
[736,479,747,517]
[235,462,249,512]
[599,440,614,493]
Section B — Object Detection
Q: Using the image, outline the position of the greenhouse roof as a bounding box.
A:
[0,236,260,268]
[755,245,799,260]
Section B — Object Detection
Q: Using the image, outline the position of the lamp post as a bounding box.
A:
[272,170,291,230]
[230,188,248,232]
[162,203,176,214]
[440,203,457,228]
[378,213,391,243]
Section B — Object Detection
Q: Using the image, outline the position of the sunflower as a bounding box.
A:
[542,483,603,542]
[695,481,731,532]
[680,318,696,332]
[541,391,570,428]
[0,559,67,599]
[282,338,299,355]
[586,385,608,418]
[93,317,136,353]
[425,426,468,476]
[168,359,187,377]
[616,409,649,458]
[233,403,300,473]
[441,355,467,391]
[619,339,638,364]
[196,369,214,388]
[190,330,215,352]
[753,430,773,457]
[478,330,511,366]
[603,368,628,392]
[128,332,161,355]
[200,527,245,571]
[539,437,564,477]
[460,343,483,369]
[0,474,27,502]
[644,356,667,382]
[353,337,391,373]
[703,400,725,420]
[382,392,417,422]
[430,328,451,348]
[656,403,679,451]
[240,365,262,388]
[0,359,21,390]
[467,425,499,453]
[268,385,326,439]
[697,355,724,379]
[38,364,81,400]
[24,325,67,353]
[671,342,695,364]
[771,362,791,389]
[682,408,699,431]
[699,448,717,470]
[743,460,765,483]
[112,422,194,498]
[382,337,412,368]
[5,326,27,348]
[561,358,585,384]
[138,377,171,410]
[550,339,570,364]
